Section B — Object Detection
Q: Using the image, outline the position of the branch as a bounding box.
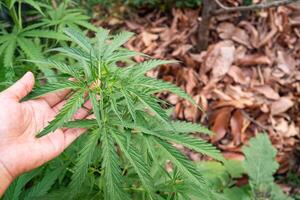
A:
[213,0,299,15]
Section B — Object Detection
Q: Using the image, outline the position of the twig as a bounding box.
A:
[196,0,218,51]
[213,0,299,15]
[241,110,269,131]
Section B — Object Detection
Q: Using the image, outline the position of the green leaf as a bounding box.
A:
[0,41,9,56]
[3,168,43,200]
[108,49,145,63]
[0,35,15,45]
[89,92,102,127]
[156,132,223,161]
[242,133,285,199]
[63,119,97,129]
[17,37,43,59]
[64,28,92,52]
[154,138,205,187]
[38,91,85,137]
[8,0,17,8]
[243,134,279,185]
[3,39,16,67]
[110,95,124,124]
[103,31,134,58]
[167,120,212,135]
[75,20,99,32]
[129,89,169,124]
[113,131,155,196]
[224,160,244,178]
[223,187,251,200]
[24,167,64,199]
[134,77,196,105]
[125,59,175,78]
[24,0,44,15]
[102,129,129,200]
[70,130,100,192]
[21,30,68,40]
[197,161,231,191]
[127,122,222,161]
[29,59,83,80]
[28,81,81,99]
[271,184,293,200]
[121,89,136,122]
[52,47,90,61]
[95,27,110,58]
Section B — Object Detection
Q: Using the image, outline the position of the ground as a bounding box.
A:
[91,1,300,194]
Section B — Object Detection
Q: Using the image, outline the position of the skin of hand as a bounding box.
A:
[0,72,91,196]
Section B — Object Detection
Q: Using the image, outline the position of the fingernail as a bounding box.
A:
[23,71,33,79]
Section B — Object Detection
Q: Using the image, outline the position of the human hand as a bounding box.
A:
[0,72,91,196]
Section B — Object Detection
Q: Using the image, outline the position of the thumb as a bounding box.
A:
[3,72,35,101]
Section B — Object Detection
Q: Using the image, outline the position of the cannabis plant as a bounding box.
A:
[28,28,223,199]
[0,0,97,89]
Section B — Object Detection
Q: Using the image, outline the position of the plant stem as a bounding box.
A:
[9,6,21,30]
[18,0,23,29]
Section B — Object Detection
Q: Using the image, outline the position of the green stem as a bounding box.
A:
[9,6,21,30]
[18,0,23,29]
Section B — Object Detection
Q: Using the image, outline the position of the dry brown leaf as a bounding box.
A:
[184,69,198,95]
[204,41,235,74]
[172,44,193,56]
[276,50,296,74]
[217,22,251,48]
[211,107,233,143]
[213,99,253,109]
[273,117,289,134]
[189,53,206,63]
[125,20,142,30]
[206,41,235,79]
[236,54,272,66]
[232,28,251,48]
[141,31,158,46]
[239,21,259,48]
[254,85,280,100]
[217,22,236,39]
[271,97,294,115]
[286,122,299,137]
[228,65,249,85]
[230,109,244,145]
[226,85,253,100]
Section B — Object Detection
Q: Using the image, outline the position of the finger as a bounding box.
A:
[40,78,77,107]
[37,128,86,161]
[62,128,86,148]
[37,114,95,161]
[40,89,71,107]
[2,72,35,101]
[73,100,92,120]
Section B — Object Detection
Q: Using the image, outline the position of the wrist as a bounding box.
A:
[0,159,13,197]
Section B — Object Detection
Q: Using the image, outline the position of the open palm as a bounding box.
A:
[0,72,90,181]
